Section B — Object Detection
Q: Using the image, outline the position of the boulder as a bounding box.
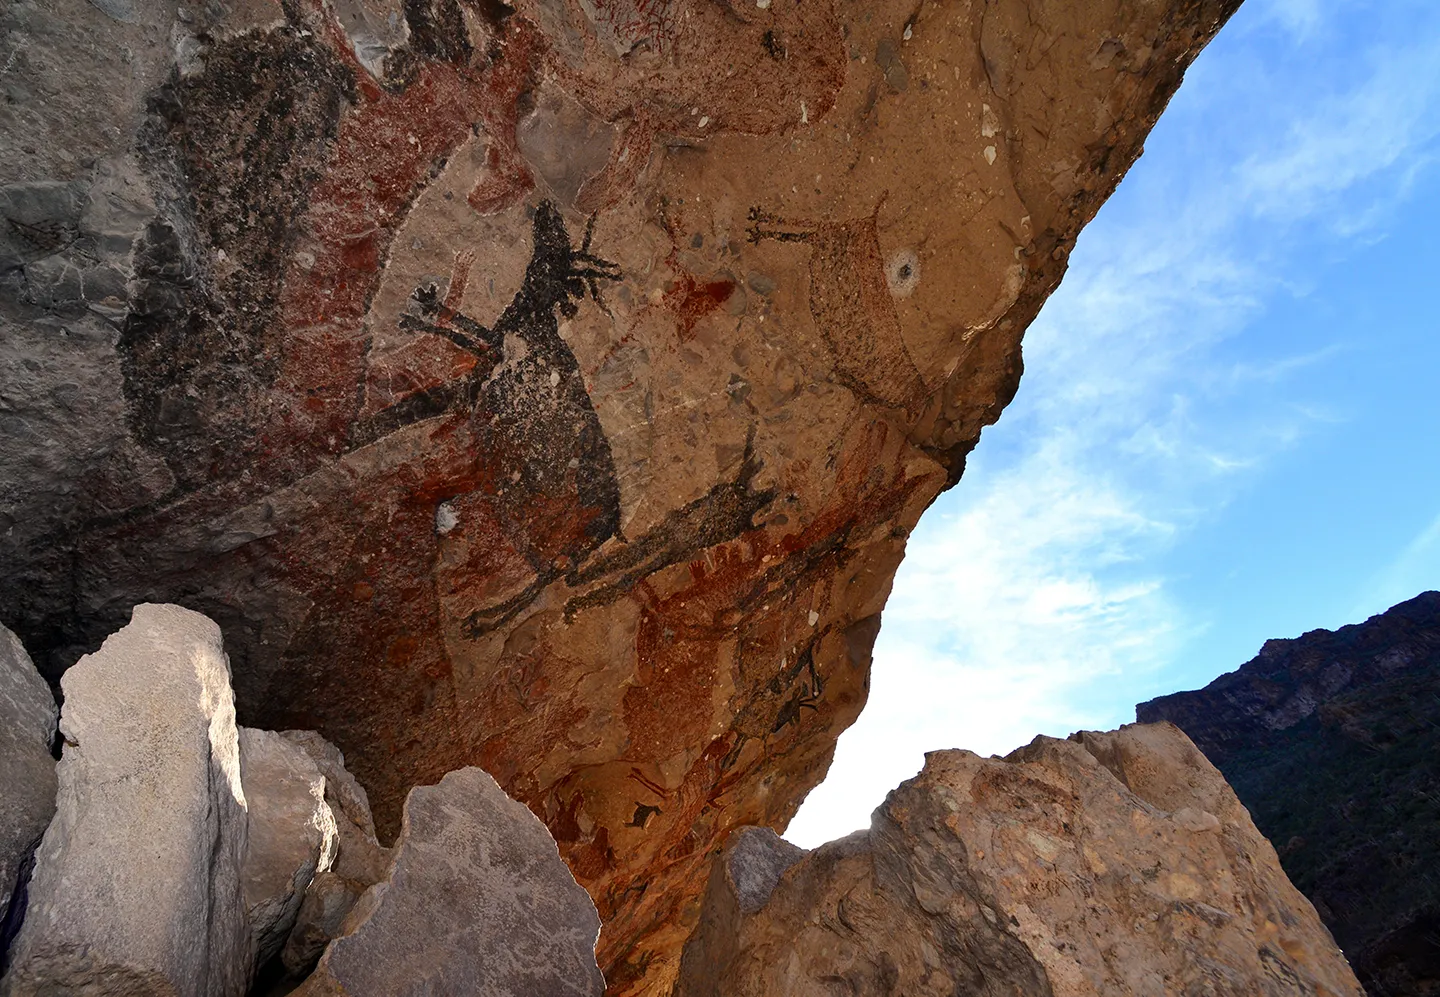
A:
[280,872,370,982]
[295,767,603,997]
[274,731,392,979]
[279,731,391,887]
[0,625,57,966]
[239,727,338,970]
[676,722,1364,997]
[1138,591,1440,996]
[0,604,251,997]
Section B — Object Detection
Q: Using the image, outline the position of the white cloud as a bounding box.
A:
[786,449,1188,845]
[787,3,1440,847]
[1257,0,1324,40]
[1238,32,1440,227]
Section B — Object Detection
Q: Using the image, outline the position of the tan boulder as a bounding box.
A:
[676,722,1364,997]
[0,625,56,954]
[295,767,603,997]
[0,604,251,997]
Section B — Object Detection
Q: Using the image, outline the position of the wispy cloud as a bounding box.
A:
[1256,0,1324,40]
[1238,36,1440,227]
[787,0,1440,847]
[1360,510,1440,618]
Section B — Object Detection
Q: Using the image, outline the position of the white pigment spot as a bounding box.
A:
[435,501,459,535]
[885,248,921,298]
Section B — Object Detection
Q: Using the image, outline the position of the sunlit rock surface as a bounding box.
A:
[0,605,251,997]
[0,0,1241,986]
[676,723,1364,997]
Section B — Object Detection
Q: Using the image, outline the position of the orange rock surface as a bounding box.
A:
[0,0,1241,988]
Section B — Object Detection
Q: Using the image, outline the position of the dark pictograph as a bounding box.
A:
[375,200,626,634]
[376,200,780,636]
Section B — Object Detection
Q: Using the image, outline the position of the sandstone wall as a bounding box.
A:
[1,0,1241,988]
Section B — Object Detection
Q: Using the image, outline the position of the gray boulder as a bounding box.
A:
[280,871,370,981]
[0,604,251,996]
[295,767,604,996]
[278,730,391,886]
[275,731,391,979]
[238,728,338,971]
[0,625,57,962]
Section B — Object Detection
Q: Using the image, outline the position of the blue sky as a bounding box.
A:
[788,0,1440,846]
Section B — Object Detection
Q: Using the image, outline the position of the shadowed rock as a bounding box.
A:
[0,604,251,997]
[279,730,391,887]
[275,730,391,981]
[0,625,56,969]
[677,722,1364,997]
[239,727,339,971]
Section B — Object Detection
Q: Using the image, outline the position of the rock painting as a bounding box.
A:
[747,202,929,415]
[370,202,625,635]
[0,0,1247,987]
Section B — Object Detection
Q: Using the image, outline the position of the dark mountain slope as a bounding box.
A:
[1139,592,1440,997]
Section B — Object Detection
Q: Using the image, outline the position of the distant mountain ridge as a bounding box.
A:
[1139,591,1440,996]
[1139,591,1440,764]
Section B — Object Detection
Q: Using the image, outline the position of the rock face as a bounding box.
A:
[295,766,604,997]
[677,722,1364,997]
[1139,591,1440,996]
[239,727,339,971]
[279,731,393,890]
[0,604,251,997]
[0,0,1243,985]
[0,626,56,967]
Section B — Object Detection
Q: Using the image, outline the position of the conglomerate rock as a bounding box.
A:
[0,604,251,997]
[0,626,56,963]
[294,766,604,997]
[1139,591,1440,996]
[0,0,1242,987]
[675,722,1364,997]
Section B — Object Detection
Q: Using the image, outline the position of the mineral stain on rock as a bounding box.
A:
[0,0,1250,989]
